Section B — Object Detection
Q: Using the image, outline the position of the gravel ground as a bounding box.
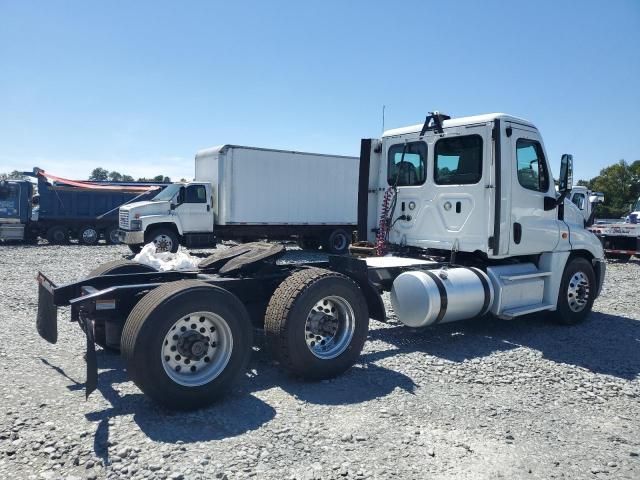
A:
[0,243,638,480]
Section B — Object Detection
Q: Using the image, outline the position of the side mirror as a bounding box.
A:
[559,154,573,193]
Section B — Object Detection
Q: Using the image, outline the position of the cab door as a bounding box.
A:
[507,125,559,255]
[176,184,214,233]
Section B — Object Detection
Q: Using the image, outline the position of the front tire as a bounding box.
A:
[146,228,179,253]
[552,257,596,325]
[121,280,252,410]
[264,268,369,380]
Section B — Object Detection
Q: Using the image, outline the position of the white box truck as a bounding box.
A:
[117,145,359,253]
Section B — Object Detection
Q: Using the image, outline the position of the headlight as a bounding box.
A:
[130,220,143,231]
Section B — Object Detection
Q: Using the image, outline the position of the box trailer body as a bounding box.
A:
[0,172,164,245]
[195,145,357,225]
[118,146,359,254]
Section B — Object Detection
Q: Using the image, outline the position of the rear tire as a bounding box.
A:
[105,226,120,245]
[552,257,596,325]
[324,229,350,255]
[78,225,99,246]
[85,260,157,349]
[264,268,368,380]
[46,225,69,245]
[121,280,253,410]
[146,228,179,253]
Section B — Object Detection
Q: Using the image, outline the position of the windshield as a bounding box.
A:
[152,184,181,202]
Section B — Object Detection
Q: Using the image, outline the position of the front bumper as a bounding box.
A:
[117,229,144,245]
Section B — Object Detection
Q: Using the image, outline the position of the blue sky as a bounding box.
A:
[1,0,638,182]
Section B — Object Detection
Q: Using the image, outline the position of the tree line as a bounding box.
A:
[577,160,640,219]
[88,167,174,183]
[1,168,179,183]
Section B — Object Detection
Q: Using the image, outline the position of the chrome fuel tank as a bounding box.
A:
[390,267,494,327]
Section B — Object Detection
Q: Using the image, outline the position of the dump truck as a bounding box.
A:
[117,145,359,254]
[0,169,164,245]
[35,112,605,410]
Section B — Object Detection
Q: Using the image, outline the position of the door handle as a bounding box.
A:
[513,222,522,244]
[455,201,461,213]
[207,205,210,211]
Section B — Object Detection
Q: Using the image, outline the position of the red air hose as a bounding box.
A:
[376,186,396,255]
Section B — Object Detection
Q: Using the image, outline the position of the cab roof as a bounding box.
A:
[382,113,537,138]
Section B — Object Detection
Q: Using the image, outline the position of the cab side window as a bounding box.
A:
[571,192,586,210]
[516,139,549,192]
[434,135,483,185]
[387,142,427,186]
[185,185,207,203]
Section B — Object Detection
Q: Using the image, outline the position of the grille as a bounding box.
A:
[119,210,130,229]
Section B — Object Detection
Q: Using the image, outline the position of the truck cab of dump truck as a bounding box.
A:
[0,179,34,242]
[117,182,214,253]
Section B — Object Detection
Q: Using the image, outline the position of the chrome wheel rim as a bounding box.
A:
[153,234,174,252]
[161,311,233,387]
[304,296,355,359]
[567,271,590,312]
[82,228,98,244]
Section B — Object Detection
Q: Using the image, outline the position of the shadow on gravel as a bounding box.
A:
[40,352,276,465]
[368,310,640,380]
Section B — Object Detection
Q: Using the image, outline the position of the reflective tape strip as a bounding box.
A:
[422,270,448,324]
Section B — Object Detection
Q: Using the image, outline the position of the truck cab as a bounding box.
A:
[361,113,602,259]
[568,186,604,226]
[118,182,214,253]
[0,179,34,242]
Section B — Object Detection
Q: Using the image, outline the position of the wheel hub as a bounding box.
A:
[154,235,173,252]
[177,330,209,360]
[304,296,355,359]
[161,312,233,387]
[567,271,590,313]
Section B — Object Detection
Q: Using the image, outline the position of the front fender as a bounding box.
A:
[569,226,605,260]
[141,215,184,235]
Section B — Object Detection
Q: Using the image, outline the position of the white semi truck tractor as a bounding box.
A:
[35,112,605,410]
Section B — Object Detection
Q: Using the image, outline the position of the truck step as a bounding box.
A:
[499,303,555,319]
[499,271,551,282]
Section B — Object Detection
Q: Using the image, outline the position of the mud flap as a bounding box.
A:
[84,315,98,399]
[36,274,58,344]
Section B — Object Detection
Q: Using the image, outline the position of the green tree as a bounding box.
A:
[108,171,123,182]
[89,167,109,181]
[587,160,640,218]
[121,174,134,182]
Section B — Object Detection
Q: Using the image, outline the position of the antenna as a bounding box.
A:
[382,105,386,134]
